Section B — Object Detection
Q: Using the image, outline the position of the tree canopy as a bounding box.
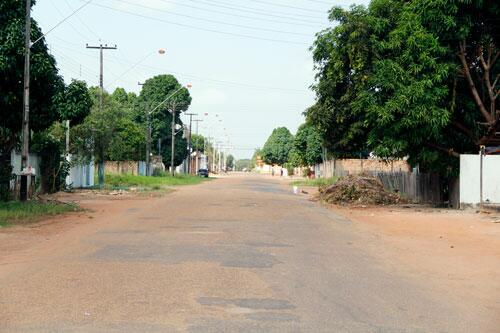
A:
[261,127,294,165]
[291,123,323,167]
[139,75,192,167]
[307,0,499,175]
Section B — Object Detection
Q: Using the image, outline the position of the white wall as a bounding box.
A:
[10,150,40,175]
[460,154,500,206]
[66,155,94,188]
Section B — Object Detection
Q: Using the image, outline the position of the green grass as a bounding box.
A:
[290,177,339,187]
[0,201,80,227]
[98,173,209,191]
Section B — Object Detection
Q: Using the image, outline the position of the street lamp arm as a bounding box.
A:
[149,85,186,115]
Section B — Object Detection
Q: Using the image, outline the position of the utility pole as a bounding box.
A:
[138,82,151,176]
[185,113,197,174]
[218,146,222,173]
[170,103,177,176]
[86,43,117,186]
[20,0,32,201]
[193,119,203,135]
[193,119,203,173]
[212,141,217,173]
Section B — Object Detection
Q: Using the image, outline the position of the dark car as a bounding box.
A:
[198,169,209,177]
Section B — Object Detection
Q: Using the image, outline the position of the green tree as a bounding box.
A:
[0,0,64,199]
[191,134,205,152]
[32,80,92,193]
[261,127,294,165]
[55,80,92,125]
[292,123,323,166]
[235,159,251,171]
[226,154,235,170]
[138,75,192,167]
[308,0,499,175]
[71,91,128,186]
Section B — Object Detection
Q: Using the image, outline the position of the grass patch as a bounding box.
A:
[290,177,339,187]
[0,201,80,227]
[98,173,209,191]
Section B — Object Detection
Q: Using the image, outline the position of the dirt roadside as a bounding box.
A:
[0,190,162,276]
[327,203,500,316]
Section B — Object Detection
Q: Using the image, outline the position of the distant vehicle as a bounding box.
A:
[198,168,209,177]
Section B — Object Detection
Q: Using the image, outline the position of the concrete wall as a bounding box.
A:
[460,154,500,206]
[66,155,94,188]
[105,161,141,175]
[293,158,411,178]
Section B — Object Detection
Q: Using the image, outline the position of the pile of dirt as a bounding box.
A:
[319,175,402,205]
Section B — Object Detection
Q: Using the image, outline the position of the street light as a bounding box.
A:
[168,84,192,176]
[138,49,166,176]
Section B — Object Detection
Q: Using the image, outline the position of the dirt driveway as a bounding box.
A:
[0,174,499,332]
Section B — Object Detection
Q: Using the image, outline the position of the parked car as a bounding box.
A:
[198,168,209,177]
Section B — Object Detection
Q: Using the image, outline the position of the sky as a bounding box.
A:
[33,0,368,159]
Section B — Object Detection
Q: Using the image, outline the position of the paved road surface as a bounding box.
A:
[0,174,495,332]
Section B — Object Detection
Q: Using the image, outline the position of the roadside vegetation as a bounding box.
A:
[291,177,338,187]
[0,201,80,227]
[97,173,209,191]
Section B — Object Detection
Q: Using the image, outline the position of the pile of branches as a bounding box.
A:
[319,175,402,205]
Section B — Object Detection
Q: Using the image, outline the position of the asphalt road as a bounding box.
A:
[0,174,494,332]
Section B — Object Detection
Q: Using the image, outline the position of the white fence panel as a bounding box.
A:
[460,154,500,206]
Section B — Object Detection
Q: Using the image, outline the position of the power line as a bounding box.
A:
[49,0,90,41]
[32,0,93,45]
[51,38,311,94]
[83,1,310,45]
[156,0,322,28]
[190,0,324,21]
[51,48,98,78]
[107,0,312,37]
[105,51,154,88]
[63,0,102,40]
[245,0,326,14]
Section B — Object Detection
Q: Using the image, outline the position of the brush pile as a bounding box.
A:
[319,175,401,205]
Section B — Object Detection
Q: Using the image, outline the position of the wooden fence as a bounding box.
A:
[296,158,445,204]
[374,172,442,204]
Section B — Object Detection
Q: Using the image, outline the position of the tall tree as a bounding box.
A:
[308,0,499,175]
[0,0,63,199]
[292,123,323,167]
[191,134,205,152]
[226,154,235,170]
[138,75,192,167]
[261,127,294,165]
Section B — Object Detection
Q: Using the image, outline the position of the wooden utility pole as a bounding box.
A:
[86,43,117,186]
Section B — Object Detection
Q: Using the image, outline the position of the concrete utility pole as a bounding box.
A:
[185,113,197,174]
[86,43,117,186]
[212,142,217,173]
[20,0,32,201]
[170,103,177,176]
[218,147,222,173]
[193,119,203,135]
[138,82,151,176]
